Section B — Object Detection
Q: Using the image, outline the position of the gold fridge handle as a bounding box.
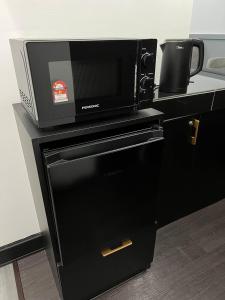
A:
[189,119,200,145]
[101,240,133,257]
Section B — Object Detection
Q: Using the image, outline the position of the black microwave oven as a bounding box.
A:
[10,38,157,128]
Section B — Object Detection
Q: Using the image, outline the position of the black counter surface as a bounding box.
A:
[154,74,225,100]
[151,74,225,120]
[13,104,163,145]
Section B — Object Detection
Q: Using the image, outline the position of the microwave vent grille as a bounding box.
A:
[19,90,35,116]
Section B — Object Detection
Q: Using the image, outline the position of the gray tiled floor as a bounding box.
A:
[18,199,225,300]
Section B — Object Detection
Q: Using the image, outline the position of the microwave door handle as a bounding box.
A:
[46,136,164,166]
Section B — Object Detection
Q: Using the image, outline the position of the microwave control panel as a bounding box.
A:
[137,39,157,103]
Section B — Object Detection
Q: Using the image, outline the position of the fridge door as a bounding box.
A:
[44,129,163,300]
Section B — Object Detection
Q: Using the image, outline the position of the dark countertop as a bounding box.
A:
[13,104,163,144]
[151,74,225,120]
[154,74,225,102]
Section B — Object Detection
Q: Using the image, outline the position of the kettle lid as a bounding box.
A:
[164,39,191,43]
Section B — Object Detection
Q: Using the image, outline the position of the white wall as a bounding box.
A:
[0,0,193,247]
[191,0,225,33]
[0,1,40,247]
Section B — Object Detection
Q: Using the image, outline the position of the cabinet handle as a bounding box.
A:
[189,119,200,145]
[101,240,133,257]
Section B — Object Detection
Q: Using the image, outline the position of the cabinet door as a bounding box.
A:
[44,132,163,300]
[158,115,199,226]
[194,110,225,206]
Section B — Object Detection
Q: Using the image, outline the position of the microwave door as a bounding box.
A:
[26,40,138,126]
[48,40,138,117]
[68,40,138,115]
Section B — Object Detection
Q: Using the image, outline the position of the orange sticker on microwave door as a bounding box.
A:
[52,80,68,103]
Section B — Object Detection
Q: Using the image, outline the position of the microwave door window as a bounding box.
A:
[49,59,121,104]
[72,59,121,100]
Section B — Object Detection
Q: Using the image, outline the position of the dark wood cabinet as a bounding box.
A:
[194,110,225,206]
[14,104,164,300]
[44,134,164,299]
[158,115,198,226]
[158,110,225,227]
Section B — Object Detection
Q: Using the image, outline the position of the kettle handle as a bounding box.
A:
[190,39,204,77]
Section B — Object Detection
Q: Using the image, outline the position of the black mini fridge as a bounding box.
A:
[14,104,164,300]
